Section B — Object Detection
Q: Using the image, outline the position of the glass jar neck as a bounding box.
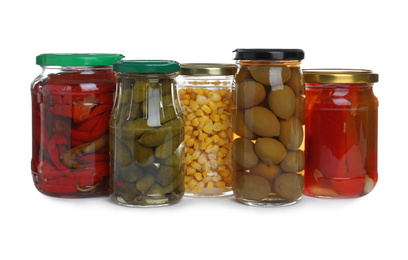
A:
[41,65,113,74]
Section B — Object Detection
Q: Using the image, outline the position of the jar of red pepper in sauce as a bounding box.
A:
[31,53,124,197]
[303,69,379,198]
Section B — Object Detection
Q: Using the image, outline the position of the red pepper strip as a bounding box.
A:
[76,153,109,163]
[96,146,109,154]
[51,104,73,118]
[74,113,103,131]
[70,111,110,142]
[97,92,114,104]
[39,177,78,195]
[37,159,65,180]
[94,161,110,177]
[87,104,113,119]
[72,169,97,187]
[48,134,74,178]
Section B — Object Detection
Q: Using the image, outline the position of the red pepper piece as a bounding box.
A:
[97,92,114,104]
[46,71,116,85]
[74,114,103,132]
[76,153,109,164]
[39,177,78,195]
[48,134,74,178]
[37,159,65,180]
[70,111,110,142]
[51,104,73,118]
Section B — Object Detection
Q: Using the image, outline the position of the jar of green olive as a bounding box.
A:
[110,60,185,207]
[232,49,305,207]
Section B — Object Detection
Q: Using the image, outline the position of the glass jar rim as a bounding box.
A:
[36,53,124,66]
[303,69,379,83]
[179,63,237,76]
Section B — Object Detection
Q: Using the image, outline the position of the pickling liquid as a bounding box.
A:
[304,84,378,198]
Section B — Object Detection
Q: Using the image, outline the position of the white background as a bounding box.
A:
[0,0,406,259]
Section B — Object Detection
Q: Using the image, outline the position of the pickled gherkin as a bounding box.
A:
[110,60,184,207]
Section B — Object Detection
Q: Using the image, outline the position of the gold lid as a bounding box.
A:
[179,63,237,76]
[303,69,379,83]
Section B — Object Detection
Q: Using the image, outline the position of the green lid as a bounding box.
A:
[113,60,180,73]
[36,53,124,66]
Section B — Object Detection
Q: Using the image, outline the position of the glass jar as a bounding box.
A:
[231,49,305,206]
[303,69,379,198]
[110,60,184,207]
[177,63,236,197]
[31,53,124,197]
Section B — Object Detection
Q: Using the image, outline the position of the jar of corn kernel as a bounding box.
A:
[177,64,237,197]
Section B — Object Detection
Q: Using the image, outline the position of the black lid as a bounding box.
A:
[233,49,304,60]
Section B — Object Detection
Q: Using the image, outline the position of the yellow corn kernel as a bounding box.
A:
[203,121,214,134]
[210,159,218,168]
[185,120,192,126]
[185,154,193,164]
[197,154,207,164]
[188,179,198,189]
[192,186,202,193]
[220,113,228,121]
[185,137,195,147]
[217,107,224,114]
[212,175,222,182]
[219,147,229,157]
[202,105,212,114]
[217,158,225,166]
[194,89,205,95]
[185,88,193,93]
[193,140,199,150]
[207,181,214,189]
[199,140,207,150]
[186,166,196,175]
[208,153,217,160]
[195,109,204,117]
[204,144,214,153]
[199,115,210,125]
[211,145,220,154]
[187,148,194,155]
[218,165,227,172]
[210,114,220,123]
[212,134,220,143]
[219,131,227,138]
[194,172,203,181]
[210,93,222,101]
[190,100,199,111]
[198,133,208,141]
[187,113,196,121]
[205,137,213,144]
[197,182,205,188]
[185,106,193,113]
[192,117,199,127]
[202,176,212,184]
[221,187,228,192]
[202,162,212,172]
[196,95,207,105]
[184,175,193,183]
[182,99,190,106]
[216,181,226,188]
[213,122,222,132]
[183,93,191,100]
[178,89,186,96]
[224,158,232,166]
[191,161,201,170]
[220,170,231,178]
[185,126,194,134]
[208,101,218,111]
[193,130,200,136]
[192,150,201,160]
[215,101,224,108]
[218,138,226,146]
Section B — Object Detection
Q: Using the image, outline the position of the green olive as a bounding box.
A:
[249,66,291,86]
[135,174,156,193]
[278,117,303,150]
[250,162,280,183]
[235,175,271,200]
[234,80,266,109]
[254,137,286,165]
[273,173,304,201]
[280,150,305,173]
[244,106,280,137]
[232,137,259,169]
[286,67,304,96]
[235,67,252,83]
[268,85,296,120]
[232,109,258,140]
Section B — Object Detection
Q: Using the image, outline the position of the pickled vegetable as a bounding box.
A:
[110,63,184,207]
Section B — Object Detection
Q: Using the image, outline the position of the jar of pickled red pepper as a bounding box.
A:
[31,53,124,197]
[110,60,184,207]
[303,69,379,198]
[177,63,236,197]
[232,49,305,206]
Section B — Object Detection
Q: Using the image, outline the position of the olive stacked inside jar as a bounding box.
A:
[232,49,305,206]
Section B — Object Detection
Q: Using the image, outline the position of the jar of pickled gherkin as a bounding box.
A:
[177,63,236,197]
[303,69,379,198]
[31,53,124,197]
[110,60,185,207]
[232,49,305,206]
